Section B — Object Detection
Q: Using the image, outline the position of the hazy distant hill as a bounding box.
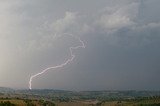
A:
[15,89,160,101]
[0,87,14,93]
[0,87,160,101]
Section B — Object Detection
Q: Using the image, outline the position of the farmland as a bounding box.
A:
[0,87,160,106]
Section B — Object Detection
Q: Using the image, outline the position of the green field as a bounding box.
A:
[0,88,160,106]
[0,97,160,106]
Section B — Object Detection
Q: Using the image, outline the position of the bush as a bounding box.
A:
[0,101,15,106]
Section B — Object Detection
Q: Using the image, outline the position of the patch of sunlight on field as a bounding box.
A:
[56,102,92,106]
[0,99,26,106]
[103,101,118,106]
[32,101,41,106]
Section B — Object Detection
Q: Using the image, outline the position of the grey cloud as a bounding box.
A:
[0,0,160,90]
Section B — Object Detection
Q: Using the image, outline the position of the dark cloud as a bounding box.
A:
[0,0,160,90]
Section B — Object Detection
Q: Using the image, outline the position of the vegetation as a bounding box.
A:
[0,101,15,106]
[0,96,159,106]
[0,88,160,106]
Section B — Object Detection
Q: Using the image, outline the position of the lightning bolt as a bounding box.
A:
[29,33,85,89]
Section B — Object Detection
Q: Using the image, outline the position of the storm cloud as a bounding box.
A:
[0,0,160,90]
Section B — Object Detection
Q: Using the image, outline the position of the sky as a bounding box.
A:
[0,0,160,91]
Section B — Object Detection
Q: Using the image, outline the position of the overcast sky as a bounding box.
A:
[0,0,160,90]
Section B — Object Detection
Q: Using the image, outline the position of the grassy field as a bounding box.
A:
[0,99,26,106]
[102,98,160,106]
[0,99,50,106]
[0,98,160,106]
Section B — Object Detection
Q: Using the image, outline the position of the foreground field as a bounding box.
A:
[0,99,55,106]
[0,88,160,106]
[0,100,26,106]
[0,97,160,106]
